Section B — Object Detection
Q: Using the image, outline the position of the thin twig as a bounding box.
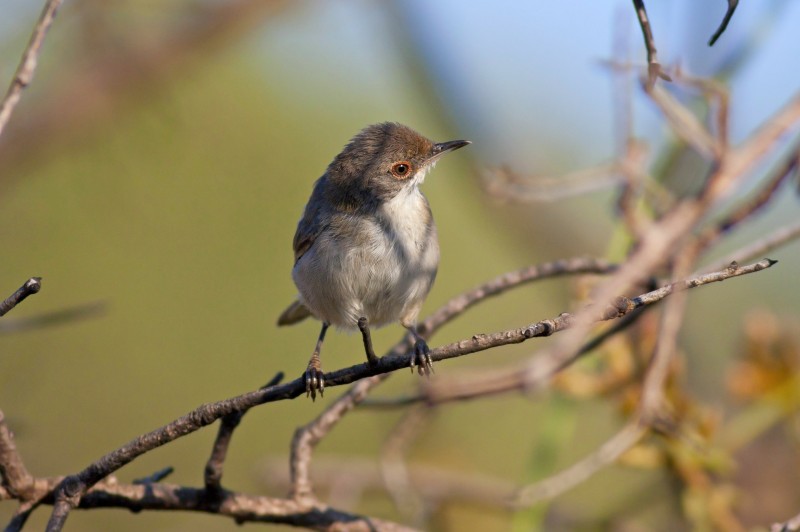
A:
[204,372,284,494]
[708,0,740,46]
[509,253,689,508]
[421,259,776,404]
[262,456,517,509]
[379,406,433,524]
[418,257,616,336]
[0,0,63,140]
[631,0,671,87]
[483,163,624,202]
[697,142,799,251]
[645,83,722,160]
[0,410,34,499]
[360,308,650,410]
[0,278,42,318]
[704,220,800,273]
[511,419,646,507]
[639,246,696,423]
[289,376,389,502]
[671,69,731,149]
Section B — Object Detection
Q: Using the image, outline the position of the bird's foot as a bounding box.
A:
[304,353,324,401]
[409,338,434,377]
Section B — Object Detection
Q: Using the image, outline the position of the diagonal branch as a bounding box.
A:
[42,258,776,530]
[708,0,740,46]
[0,0,63,140]
[43,258,617,528]
[421,259,776,404]
[0,410,34,500]
[0,278,42,318]
[204,372,284,495]
[631,0,671,87]
[704,220,800,273]
[696,141,799,252]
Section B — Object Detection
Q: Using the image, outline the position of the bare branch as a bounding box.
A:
[631,0,671,87]
[379,406,433,523]
[671,69,731,149]
[36,257,614,526]
[421,259,776,404]
[697,142,799,251]
[0,278,42,318]
[418,257,616,336]
[204,372,284,495]
[645,83,722,160]
[263,456,517,510]
[708,0,740,46]
[290,376,389,501]
[0,410,34,500]
[639,248,696,421]
[0,0,63,140]
[511,420,646,508]
[361,306,650,410]
[704,220,800,273]
[483,163,624,202]
[708,91,800,201]
[13,473,417,531]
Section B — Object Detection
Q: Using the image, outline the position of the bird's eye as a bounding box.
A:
[390,161,413,179]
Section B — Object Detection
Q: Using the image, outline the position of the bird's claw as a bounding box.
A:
[409,338,434,377]
[304,364,324,401]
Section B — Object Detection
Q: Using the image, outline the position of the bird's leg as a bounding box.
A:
[305,322,329,400]
[404,324,434,376]
[358,317,379,365]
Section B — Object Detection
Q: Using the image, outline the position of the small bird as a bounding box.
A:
[278,122,470,399]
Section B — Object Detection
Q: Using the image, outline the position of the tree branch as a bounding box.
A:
[631,0,671,87]
[204,372,284,495]
[420,259,776,404]
[0,0,63,140]
[708,0,739,46]
[0,278,42,318]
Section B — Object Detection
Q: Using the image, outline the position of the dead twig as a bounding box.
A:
[421,259,776,404]
[631,0,671,87]
[0,278,42,318]
[708,0,740,46]
[0,0,63,140]
[204,372,284,495]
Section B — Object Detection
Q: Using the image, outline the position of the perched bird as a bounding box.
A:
[278,122,470,399]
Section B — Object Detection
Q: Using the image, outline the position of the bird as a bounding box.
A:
[277,122,470,399]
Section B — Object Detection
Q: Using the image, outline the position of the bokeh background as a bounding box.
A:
[1,1,799,530]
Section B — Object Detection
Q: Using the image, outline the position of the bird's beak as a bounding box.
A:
[427,139,471,165]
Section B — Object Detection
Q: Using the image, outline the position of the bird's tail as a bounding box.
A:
[277,300,312,326]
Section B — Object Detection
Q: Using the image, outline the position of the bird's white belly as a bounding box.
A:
[293,190,438,330]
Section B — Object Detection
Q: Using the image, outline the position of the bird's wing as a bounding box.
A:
[292,178,328,264]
